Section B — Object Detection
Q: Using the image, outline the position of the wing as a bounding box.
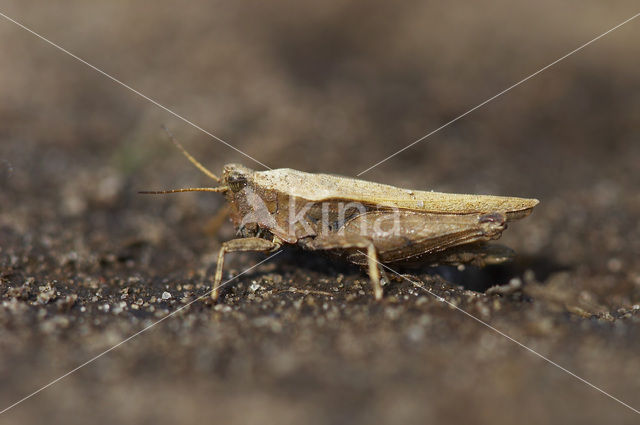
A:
[254,168,539,220]
[339,210,509,264]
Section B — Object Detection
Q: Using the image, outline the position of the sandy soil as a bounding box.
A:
[1,1,640,424]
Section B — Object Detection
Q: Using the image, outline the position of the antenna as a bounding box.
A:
[139,187,228,195]
[162,125,220,182]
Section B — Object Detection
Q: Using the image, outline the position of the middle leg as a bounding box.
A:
[305,235,384,300]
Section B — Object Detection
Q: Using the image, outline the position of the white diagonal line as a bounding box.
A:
[0,11,271,171]
[370,256,640,415]
[357,11,640,176]
[0,250,282,416]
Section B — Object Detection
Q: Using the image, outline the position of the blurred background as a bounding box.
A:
[1,1,639,424]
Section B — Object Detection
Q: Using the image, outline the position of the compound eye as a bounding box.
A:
[228,174,247,193]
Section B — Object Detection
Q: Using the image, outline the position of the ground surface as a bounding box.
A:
[1,1,640,424]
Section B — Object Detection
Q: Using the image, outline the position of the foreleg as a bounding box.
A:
[212,237,281,300]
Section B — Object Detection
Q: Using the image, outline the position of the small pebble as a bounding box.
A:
[607,258,623,273]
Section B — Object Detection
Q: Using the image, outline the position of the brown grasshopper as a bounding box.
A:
[143,135,538,301]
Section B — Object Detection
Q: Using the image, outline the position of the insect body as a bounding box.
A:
[144,137,539,301]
